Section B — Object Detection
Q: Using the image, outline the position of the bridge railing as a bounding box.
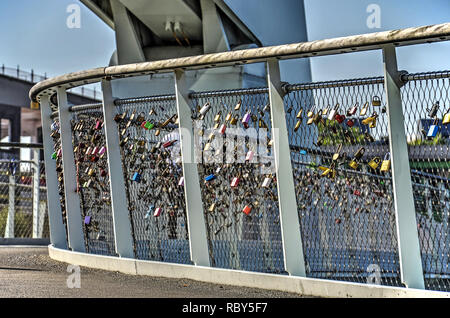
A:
[0,143,49,240]
[30,23,450,293]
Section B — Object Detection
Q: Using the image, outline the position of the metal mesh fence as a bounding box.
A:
[0,156,48,239]
[115,96,190,263]
[284,78,402,286]
[70,108,116,256]
[190,89,285,273]
[400,71,450,292]
[47,70,450,292]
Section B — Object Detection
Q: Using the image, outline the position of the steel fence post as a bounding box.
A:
[382,45,424,289]
[5,174,15,238]
[57,87,85,252]
[32,148,40,238]
[101,79,135,259]
[266,58,306,277]
[39,95,67,248]
[174,69,211,267]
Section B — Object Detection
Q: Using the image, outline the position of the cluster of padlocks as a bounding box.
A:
[422,101,450,137]
[296,96,393,178]
[50,120,67,234]
[192,95,284,272]
[70,111,115,255]
[115,101,189,262]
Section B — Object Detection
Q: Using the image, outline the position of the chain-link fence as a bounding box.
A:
[115,97,190,263]
[190,89,285,273]
[284,77,401,286]
[45,70,449,292]
[0,145,49,239]
[70,107,116,256]
[400,71,450,292]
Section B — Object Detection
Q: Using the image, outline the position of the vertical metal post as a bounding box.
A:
[57,87,85,252]
[32,148,40,238]
[382,45,424,289]
[39,95,67,249]
[5,174,15,238]
[101,80,134,259]
[266,58,306,277]
[174,69,210,267]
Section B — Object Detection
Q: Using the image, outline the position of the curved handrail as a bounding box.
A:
[30,22,450,103]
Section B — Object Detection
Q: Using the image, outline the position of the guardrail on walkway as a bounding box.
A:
[0,143,49,240]
[31,23,450,296]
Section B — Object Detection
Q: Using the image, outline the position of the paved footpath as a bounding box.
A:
[0,246,306,298]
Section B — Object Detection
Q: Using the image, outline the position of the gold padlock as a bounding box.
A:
[234,100,242,111]
[368,157,381,170]
[380,153,391,172]
[225,112,233,122]
[349,159,359,170]
[307,117,314,125]
[443,108,450,125]
[214,111,222,122]
[296,108,303,119]
[294,120,301,131]
[372,96,381,106]
[209,203,216,212]
[230,115,238,125]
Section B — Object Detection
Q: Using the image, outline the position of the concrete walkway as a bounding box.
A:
[0,246,303,298]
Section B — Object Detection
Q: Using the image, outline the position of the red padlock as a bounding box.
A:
[231,177,239,188]
[243,205,252,215]
[346,119,354,127]
[353,189,361,196]
[335,113,346,124]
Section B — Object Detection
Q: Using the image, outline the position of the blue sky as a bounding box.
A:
[0,0,449,83]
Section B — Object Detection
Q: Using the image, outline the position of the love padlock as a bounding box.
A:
[368,157,381,170]
[335,113,346,124]
[380,153,391,172]
[231,177,240,188]
[243,205,252,215]
[443,108,450,125]
[153,207,162,217]
[427,119,440,138]
[372,96,381,106]
[242,112,251,129]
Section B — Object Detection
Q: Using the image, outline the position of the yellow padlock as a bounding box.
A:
[230,115,238,125]
[296,108,303,119]
[443,109,450,125]
[349,159,359,170]
[368,157,381,170]
[369,118,377,128]
[380,153,391,172]
[214,111,222,122]
[294,120,302,132]
[307,117,314,125]
[372,96,381,106]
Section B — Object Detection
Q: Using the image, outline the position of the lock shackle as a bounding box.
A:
[372,157,381,163]
[334,103,340,110]
[384,152,391,160]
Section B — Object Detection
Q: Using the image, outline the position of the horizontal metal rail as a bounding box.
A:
[284,77,384,92]
[114,94,177,106]
[69,103,103,112]
[401,70,450,81]
[30,23,450,103]
[190,87,268,98]
[0,142,43,149]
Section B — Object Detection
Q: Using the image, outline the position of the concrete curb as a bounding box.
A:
[48,245,450,298]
